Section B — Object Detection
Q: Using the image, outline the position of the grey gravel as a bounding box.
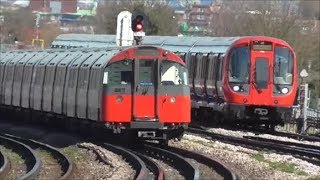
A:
[78,142,135,180]
[172,134,320,179]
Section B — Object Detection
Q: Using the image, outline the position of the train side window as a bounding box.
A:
[195,54,202,80]
[34,69,42,85]
[208,54,216,80]
[68,70,76,88]
[217,55,224,81]
[201,56,207,79]
[106,60,133,85]
[161,60,188,86]
[189,54,196,80]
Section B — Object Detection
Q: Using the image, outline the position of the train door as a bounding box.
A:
[133,59,158,120]
[250,49,273,105]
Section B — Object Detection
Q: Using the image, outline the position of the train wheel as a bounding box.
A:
[269,124,275,132]
[159,139,169,146]
[191,109,199,122]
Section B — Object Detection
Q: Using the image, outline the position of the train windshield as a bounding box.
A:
[229,46,250,83]
[105,60,133,85]
[274,47,293,85]
[161,61,188,86]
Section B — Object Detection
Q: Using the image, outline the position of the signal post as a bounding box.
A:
[116,11,146,46]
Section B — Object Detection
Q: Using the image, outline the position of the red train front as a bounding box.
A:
[223,36,297,126]
[102,46,190,139]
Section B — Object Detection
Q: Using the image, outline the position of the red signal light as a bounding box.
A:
[136,23,143,31]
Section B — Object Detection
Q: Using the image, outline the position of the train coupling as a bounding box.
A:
[138,131,156,138]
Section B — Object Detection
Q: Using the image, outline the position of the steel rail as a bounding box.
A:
[0,149,10,179]
[268,131,320,142]
[187,128,320,165]
[2,133,74,180]
[161,145,238,180]
[100,142,149,180]
[133,151,164,180]
[0,135,41,180]
[189,123,320,142]
[243,136,320,154]
[143,144,200,180]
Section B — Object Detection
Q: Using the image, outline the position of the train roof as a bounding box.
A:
[0,45,186,68]
[52,34,242,54]
[52,34,293,54]
[0,47,121,69]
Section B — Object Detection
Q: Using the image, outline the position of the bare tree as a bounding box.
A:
[298,0,320,19]
[94,0,178,35]
[0,7,35,44]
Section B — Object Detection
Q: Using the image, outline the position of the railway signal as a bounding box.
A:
[131,15,145,45]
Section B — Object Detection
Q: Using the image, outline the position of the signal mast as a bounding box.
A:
[116,11,146,46]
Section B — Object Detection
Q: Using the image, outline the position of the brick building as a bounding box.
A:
[185,3,221,35]
[29,0,77,13]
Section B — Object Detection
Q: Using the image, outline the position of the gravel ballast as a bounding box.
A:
[172,134,320,179]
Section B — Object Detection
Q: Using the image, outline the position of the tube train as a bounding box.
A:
[51,34,298,128]
[0,46,190,141]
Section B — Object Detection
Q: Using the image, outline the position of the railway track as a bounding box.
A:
[138,143,200,179]
[99,142,150,180]
[0,134,41,180]
[189,123,320,142]
[187,127,320,166]
[243,136,320,154]
[0,147,10,179]
[131,150,164,180]
[265,131,320,142]
[1,133,74,179]
[147,142,237,180]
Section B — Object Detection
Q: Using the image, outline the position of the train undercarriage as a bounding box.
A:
[0,105,187,143]
[192,103,293,130]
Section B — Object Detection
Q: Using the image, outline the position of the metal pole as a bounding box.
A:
[302,83,308,133]
[120,18,123,46]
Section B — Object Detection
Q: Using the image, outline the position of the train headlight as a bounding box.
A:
[233,85,240,92]
[170,97,176,103]
[281,87,289,94]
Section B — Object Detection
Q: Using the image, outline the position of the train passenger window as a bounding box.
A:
[228,47,249,83]
[106,60,133,85]
[274,47,293,85]
[201,56,207,79]
[208,54,217,80]
[160,60,188,86]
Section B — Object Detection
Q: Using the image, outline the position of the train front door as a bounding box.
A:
[133,59,159,120]
[250,50,273,105]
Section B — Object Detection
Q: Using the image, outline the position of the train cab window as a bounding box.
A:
[160,61,188,86]
[105,60,133,85]
[274,47,293,85]
[228,46,249,83]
